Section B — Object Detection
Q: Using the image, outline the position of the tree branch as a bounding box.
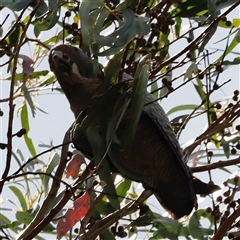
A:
[191,157,240,173]
[16,127,71,240]
[79,190,153,240]
[212,206,240,240]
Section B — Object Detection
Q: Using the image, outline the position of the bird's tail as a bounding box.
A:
[192,177,220,195]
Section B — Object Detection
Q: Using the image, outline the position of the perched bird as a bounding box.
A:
[49,44,220,219]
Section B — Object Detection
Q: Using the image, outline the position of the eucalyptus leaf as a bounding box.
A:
[0,213,11,225]
[104,50,124,85]
[0,0,32,11]
[94,9,150,49]
[189,210,214,239]
[48,0,62,11]
[33,11,60,31]
[16,211,34,225]
[216,29,240,62]
[79,0,104,52]
[120,56,150,151]
[22,85,36,117]
[86,122,120,210]
[9,186,27,211]
[20,103,37,157]
[43,153,60,196]
[166,104,204,116]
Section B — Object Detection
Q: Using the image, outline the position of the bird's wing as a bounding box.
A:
[142,93,193,179]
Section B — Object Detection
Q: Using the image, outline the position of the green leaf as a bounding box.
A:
[48,0,62,11]
[16,210,34,225]
[5,73,24,81]
[86,123,120,210]
[104,50,124,85]
[135,211,188,239]
[20,103,37,157]
[93,200,115,216]
[116,179,131,202]
[9,186,27,211]
[135,211,181,227]
[34,1,48,16]
[219,18,240,28]
[34,26,41,38]
[221,137,230,158]
[29,70,49,79]
[176,0,208,18]
[89,7,150,56]
[33,11,60,31]
[193,81,217,124]
[214,0,240,12]
[166,104,204,116]
[150,80,158,100]
[94,9,150,47]
[79,0,104,52]
[22,85,36,117]
[0,213,11,225]
[216,29,240,62]
[43,152,60,196]
[189,210,214,239]
[174,17,182,38]
[0,0,33,11]
[222,56,240,66]
[120,56,150,151]
[38,76,55,87]
[97,46,124,56]
[7,24,22,45]
[184,62,198,80]
[159,33,170,59]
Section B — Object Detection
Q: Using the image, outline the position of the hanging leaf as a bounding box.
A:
[94,9,150,48]
[66,154,86,178]
[0,0,33,11]
[33,11,60,31]
[43,152,61,195]
[20,103,37,157]
[120,55,150,151]
[188,210,214,238]
[216,29,240,62]
[166,104,204,116]
[79,0,104,52]
[9,186,27,211]
[22,86,36,117]
[57,191,90,238]
[48,0,62,11]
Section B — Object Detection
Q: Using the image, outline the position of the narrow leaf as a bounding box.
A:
[9,186,27,211]
[120,56,149,151]
[20,103,37,157]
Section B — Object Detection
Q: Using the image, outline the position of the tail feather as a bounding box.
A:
[193,177,220,195]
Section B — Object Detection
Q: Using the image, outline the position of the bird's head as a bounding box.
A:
[49,44,105,117]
